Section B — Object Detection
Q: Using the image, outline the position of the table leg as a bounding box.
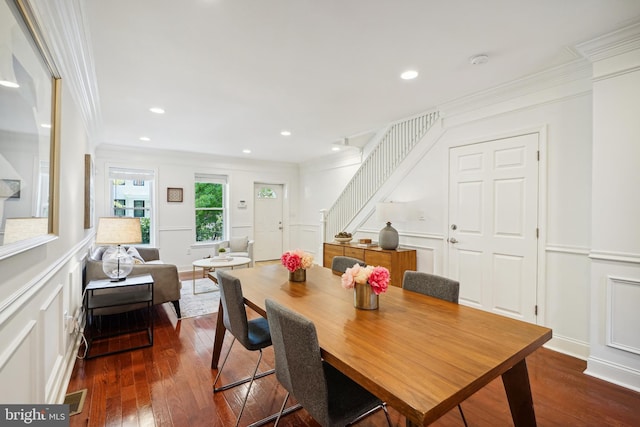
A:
[502,358,537,427]
[192,265,196,294]
[211,299,226,369]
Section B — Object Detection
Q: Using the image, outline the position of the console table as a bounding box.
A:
[84,274,154,358]
[323,242,416,287]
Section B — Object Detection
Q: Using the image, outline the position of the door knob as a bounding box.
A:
[448,237,458,244]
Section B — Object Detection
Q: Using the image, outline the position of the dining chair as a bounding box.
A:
[402,270,468,427]
[331,256,365,274]
[265,298,392,427]
[213,270,275,427]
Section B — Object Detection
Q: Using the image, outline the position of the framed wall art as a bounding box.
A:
[167,187,183,202]
[84,154,94,228]
[0,179,21,199]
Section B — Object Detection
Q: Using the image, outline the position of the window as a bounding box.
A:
[257,186,277,199]
[133,200,145,218]
[195,174,227,242]
[109,167,155,244]
[114,199,126,216]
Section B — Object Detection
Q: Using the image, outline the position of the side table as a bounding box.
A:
[84,274,154,358]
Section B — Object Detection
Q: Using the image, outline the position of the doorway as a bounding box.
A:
[448,133,539,323]
[253,183,284,261]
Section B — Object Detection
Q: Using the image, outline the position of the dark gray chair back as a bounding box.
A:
[218,270,270,351]
[266,299,390,427]
[266,299,329,425]
[331,256,365,274]
[402,271,460,303]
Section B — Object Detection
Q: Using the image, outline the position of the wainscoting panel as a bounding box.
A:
[607,276,640,355]
[41,284,65,402]
[0,321,38,402]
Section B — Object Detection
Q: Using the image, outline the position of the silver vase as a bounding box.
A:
[354,283,379,310]
[289,268,306,282]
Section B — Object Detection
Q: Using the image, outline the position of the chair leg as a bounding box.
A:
[213,336,236,392]
[235,348,264,427]
[348,402,391,426]
[246,392,302,427]
[458,404,468,427]
[213,337,275,392]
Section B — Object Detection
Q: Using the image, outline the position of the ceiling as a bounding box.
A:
[84,0,640,163]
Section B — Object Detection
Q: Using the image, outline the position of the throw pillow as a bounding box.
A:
[127,246,145,264]
[91,246,107,261]
[229,236,248,252]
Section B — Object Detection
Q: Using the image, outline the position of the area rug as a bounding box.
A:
[170,278,220,319]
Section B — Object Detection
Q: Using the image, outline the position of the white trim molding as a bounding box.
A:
[606,276,640,356]
[589,250,640,264]
[585,356,640,393]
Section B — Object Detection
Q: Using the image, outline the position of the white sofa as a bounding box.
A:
[215,236,254,267]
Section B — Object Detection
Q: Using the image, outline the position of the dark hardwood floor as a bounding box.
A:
[67,271,640,426]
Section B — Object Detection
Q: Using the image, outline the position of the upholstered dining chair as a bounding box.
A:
[265,298,392,427]
[213,270,275,427]
[331,256,365,274]
[402,271,468,427]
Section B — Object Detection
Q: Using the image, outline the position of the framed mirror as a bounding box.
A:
[0,0,60,260]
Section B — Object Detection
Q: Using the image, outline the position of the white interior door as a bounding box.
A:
[448,133,539,323]
[253,183,284,261]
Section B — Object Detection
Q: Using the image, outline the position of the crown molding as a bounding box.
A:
[28,0,102,143]
[438,59,592,117]
[575,21,640,62]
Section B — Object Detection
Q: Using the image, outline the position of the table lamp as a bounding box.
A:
[376,202,406,250]
[95,217,142,281]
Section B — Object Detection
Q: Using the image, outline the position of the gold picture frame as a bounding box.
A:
[167,187,183,202]
[84,154,94,228]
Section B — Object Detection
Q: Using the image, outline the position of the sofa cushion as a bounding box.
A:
[229,236,248,252]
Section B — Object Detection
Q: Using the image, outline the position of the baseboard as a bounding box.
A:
[585,356,640,393]
[55,332,84,403]
[544,335,590,360]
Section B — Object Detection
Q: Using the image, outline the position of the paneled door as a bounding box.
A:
[253,183,284,261]
[448,133,539,323]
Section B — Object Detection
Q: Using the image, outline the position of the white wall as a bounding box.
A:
[0,83,93,403]
[584,39,640,391]
[300,67,595,360]
[93,147,299,271]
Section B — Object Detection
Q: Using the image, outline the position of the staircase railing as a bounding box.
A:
[324,110,439,240]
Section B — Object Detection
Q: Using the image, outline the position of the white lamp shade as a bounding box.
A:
[376,202,407,223]
[95,217,142,245]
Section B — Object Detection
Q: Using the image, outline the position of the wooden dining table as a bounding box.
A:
[211,264,552,426]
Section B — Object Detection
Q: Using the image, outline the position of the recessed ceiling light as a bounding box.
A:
[243,149,251,154]
[0,80,19,88]
[400,70,418,80]
[41,123,51,129]
[280,130,291,136]
[149,107,165,114]
[469,54,489,65]
[139,136,151,141]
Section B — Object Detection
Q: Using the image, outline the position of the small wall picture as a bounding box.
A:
[167,187,183,202]
[0,179,20,199]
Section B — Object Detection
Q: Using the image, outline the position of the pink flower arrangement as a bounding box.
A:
[341,264,390,295]
[281,249,314,272]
